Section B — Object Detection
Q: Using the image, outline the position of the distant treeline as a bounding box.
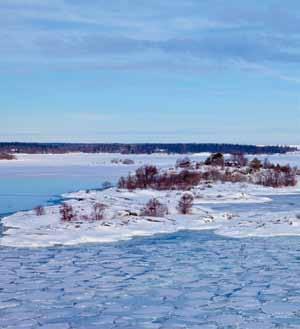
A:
[0,142,296,155]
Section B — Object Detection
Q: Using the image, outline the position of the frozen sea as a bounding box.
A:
[1,153,300,328]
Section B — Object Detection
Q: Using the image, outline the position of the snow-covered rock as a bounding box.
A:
[1,181,300,248]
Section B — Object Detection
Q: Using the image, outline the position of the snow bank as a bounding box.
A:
[0,187,227,247]
[1,181,300,248]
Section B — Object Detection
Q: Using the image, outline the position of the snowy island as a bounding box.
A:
[1,153,300,248]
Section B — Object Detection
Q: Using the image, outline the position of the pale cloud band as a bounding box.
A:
[1,0,300,81]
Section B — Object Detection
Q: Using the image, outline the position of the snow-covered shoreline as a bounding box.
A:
[1,151,300,167]
[1,181,300,248]
[1,151,300,248]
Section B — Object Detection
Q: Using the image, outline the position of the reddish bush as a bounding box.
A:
[118,159,298,191]
[254,165,297,187]
[153,170,201,190]
[141,198,168,217]
[60,203,76,221]
[250,158,262,171]
[118,165,158,189]
[176,157,192,169]
[178,193,194,214]
[35,205,45,216]
[205,153,224,167]
[135,165,158,188]
[0,152,16,160]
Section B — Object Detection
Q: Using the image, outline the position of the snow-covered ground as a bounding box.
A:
[1,151,300,167]
[1,180,300,248]
[0,152,210,168]
[1,152,300,248]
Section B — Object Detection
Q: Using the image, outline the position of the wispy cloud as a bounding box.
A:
[1,0,300,82]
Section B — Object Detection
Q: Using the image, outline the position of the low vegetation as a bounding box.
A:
[177,193,194,214]
[118,154,298,190]
[60,203,77,221]
[0,152,16,160]
[59,202,108,222]
[118,167,202,190]
[141,198,168,217]
[53,153,298,223]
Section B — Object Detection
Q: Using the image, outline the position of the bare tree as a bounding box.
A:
[141,198,168,217]
[118,165,158,189]
[135,165,159,188]
[178,193,194,214]
[59,203,76,221]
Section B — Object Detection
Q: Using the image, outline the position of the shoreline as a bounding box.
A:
[1,181,300,248]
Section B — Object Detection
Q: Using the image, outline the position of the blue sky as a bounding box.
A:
[0,0,299,144]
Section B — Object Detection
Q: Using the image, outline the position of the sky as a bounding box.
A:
[0,0,300,145]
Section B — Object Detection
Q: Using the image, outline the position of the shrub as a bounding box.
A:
[118,165,159,189]
[153,170,202,190]
[118,159,298,191]
[176,157,192,169]
[60,203,76,221]
[0,153,16,160]
[253,165,297,187]
[202,168,222,181]
[178,193,194,214]
[34,205,45,216]
[136,165,159,187]
[250,158,262,171]
[205,153,224,167]
[141,198,168,217]
[92,203,106,220]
